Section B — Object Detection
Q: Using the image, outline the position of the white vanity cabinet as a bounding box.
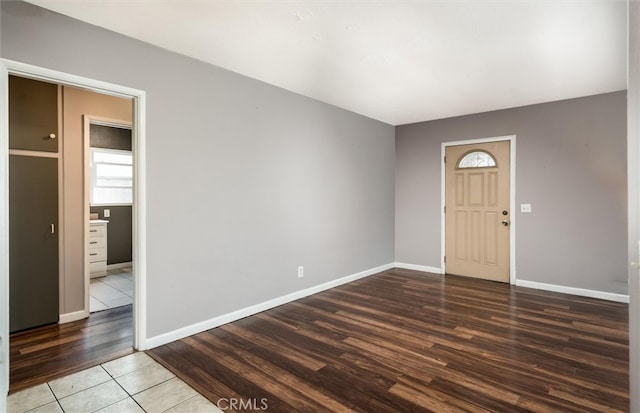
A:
[89,220,108,278]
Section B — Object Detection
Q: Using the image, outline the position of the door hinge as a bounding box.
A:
[444,256,446,263]
[444,205,446,213]
[444,156,446,163]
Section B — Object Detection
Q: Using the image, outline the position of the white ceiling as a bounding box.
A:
[28,0,627,126]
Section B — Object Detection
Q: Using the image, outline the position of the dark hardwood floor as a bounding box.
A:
[149,268,629,412]
[9,304,134,393]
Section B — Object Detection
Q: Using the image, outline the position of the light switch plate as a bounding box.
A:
[520,204,532,213]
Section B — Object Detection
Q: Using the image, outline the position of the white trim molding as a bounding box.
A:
[8,149,59,158]
[107,262,133,270]
[0,59,10,409]
[441,135,517,284]
[516,279,629,303]
[394,262,443,274]
[83,115,133,324]
[146,263,395,349]
[132,93,147,350]
[59,309,89,324]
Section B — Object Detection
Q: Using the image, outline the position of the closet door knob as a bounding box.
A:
[49,133,56,139]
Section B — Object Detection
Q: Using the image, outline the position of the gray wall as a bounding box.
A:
[628,1,640,410]
[90,123,132,151]
[1,2,395,338]
[396,91,627,294]
[90,206,132,265]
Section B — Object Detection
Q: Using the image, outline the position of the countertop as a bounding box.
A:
[90,219,109,224]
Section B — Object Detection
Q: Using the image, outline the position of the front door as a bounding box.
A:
[445,141,510,282]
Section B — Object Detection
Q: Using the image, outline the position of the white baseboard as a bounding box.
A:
[145,262,395,349]
[515,279,629,303]
[107,262,133,270]
[59,309,89,324]
[394,262,443,274]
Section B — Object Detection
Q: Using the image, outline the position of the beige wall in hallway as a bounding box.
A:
[61,87,132,315]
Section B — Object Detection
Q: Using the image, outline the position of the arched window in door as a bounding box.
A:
[457,150,496,168]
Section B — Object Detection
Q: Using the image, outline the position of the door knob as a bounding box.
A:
[501,220,510,227]
[49,133,56,139]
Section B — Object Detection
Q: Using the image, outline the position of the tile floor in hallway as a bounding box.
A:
[7,352,222,413]
[90,267,134,313]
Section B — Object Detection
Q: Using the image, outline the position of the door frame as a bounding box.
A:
[440,135,516,284]
[0,58,148,402]
[83,115,134,317]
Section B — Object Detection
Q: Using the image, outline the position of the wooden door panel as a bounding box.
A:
[9,155,59,332]
[9,76,59,153]
[445,141,510,282]
[488,172,498,206]
[455,174,464,205]
[468,173,484,206]
[485,212,499,265]
[455,211,467,261]
[470,210,481,263]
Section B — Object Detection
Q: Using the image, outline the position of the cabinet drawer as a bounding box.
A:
[88,248,106,262]
[89,225,106,238]
[89,260,107,276]
[88,236,106,249]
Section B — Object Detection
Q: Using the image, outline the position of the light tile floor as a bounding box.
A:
[7,352,222,413]
[90,267,134,313]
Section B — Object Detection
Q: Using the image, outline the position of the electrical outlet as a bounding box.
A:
[298,266,304,278]
[520,204,532,213]
[103,209,110,218]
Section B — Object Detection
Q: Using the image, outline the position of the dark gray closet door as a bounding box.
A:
[9,76,59,152]
[10,155,59,332]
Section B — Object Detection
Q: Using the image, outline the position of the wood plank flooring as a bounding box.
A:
[9,304,134,393]
[149,268,629,412]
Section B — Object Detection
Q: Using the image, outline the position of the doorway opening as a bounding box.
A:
[85,117,134,316]
[441,135,516,283]
[0,59,147,395]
